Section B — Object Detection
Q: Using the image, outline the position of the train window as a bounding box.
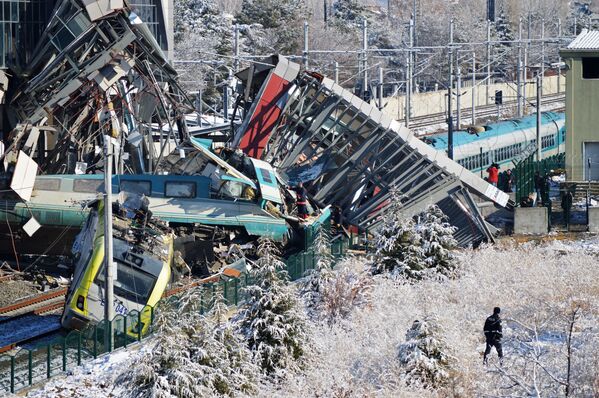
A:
[582,58,599,79]
[120,180,151,195]
[33,178,61,191]
[73,179,103,193]
[259,168,274,184]
[165,181,196,198]
[96,261,156,304]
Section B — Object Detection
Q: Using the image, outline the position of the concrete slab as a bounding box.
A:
[588,208,599,233]
[514,207,549,234]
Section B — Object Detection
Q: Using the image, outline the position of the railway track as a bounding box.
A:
[0,287,67,318]
[0,288,67,353]
[406,92,565,130]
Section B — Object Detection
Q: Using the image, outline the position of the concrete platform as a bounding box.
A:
[514,207,549,234]
[588,208,599,233]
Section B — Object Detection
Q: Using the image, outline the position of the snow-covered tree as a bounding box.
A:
[238,238,309,375]
[236,0,309,54]
[494,10,514,47]
[397,317,453,388]
[332,0,368,32]
[117,290,257,397]
[372,196,458,280]
[301,226,335,312]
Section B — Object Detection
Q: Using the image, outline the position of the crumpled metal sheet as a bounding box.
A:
[3,0,192,176]
[241,62,501,247]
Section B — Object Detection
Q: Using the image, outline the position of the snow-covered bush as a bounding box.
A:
[372,197,458,280]
[301,226,335,312]
[301,227,372,321]
[318,260,373,321]
[238,238,309,375]
[397,317,453,388]
[117,291,257,397]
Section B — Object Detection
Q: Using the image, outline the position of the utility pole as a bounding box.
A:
[362,19,368,98]
[378,66,384,110]
[486,19,491,106]
[517,17,523,117]
[456,66,461,130]
[303,21,309,69]
[405,15,414,126]
[558,19,562,94]
[233,25,240,73]
[413,0,417,45]
[198,88,203,128]
[103,134,114,352]
[523,46,528,115]
[447,18,454,159]
[541,19,545,85]
[223,85,229,122]
[334,61,339,83]
[536,74,542,162]
[472,52,476,125]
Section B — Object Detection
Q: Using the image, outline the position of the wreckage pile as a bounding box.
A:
[5,1,191,175]
[0,0,511,306]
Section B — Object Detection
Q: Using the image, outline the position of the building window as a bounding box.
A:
[582,58,599,79]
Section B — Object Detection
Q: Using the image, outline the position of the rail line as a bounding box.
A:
[0,276,222,354]
[405,92,565,130]
[0,288,67,353]
[0,287,67,318]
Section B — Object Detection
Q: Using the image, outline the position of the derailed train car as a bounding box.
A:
[61,200,172,335]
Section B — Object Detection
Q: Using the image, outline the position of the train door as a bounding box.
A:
[584,142,599,181]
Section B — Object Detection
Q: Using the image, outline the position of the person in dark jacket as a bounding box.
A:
[505,169,514,193]
[293,182,309,220]
[483,307,503,365]
[534,171,543,205]
[561,190,573,228]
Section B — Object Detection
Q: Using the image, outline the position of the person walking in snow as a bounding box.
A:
[483,307,503,365]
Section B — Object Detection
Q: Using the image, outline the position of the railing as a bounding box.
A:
[514,152,565,204]
[0,228,352,395]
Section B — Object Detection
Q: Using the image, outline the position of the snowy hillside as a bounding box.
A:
[27,235,599,397]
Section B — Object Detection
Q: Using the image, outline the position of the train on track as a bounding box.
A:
[425,111,566,173]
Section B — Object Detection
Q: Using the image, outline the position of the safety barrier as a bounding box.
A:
[514,152,565,204]
[0,229,352,395]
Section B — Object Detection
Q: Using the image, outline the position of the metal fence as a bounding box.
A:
[0,231,351,395]
[514,152,565,204]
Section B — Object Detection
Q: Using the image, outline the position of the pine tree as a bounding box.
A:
[117,290,257,397]
[236,0,308,54]
[238,238,308,376]
[372,191,458,280]
[332,0,368,32]
[301,226,335,313]
[397,317,453,388]
[494,10,514,47]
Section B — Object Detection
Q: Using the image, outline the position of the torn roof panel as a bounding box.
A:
[239,59,511,246]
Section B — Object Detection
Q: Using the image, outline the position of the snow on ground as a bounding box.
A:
[257,237,599,397]
[23,236,599,397]
[25,348,136,398]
